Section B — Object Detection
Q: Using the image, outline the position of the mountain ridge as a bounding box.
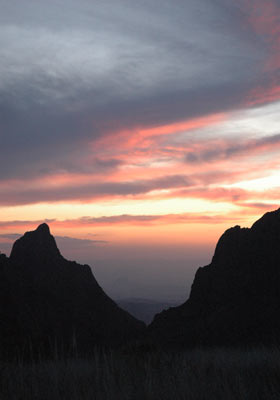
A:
[2,208,280,355]
[0,224,145,359]
[149,208,280,346]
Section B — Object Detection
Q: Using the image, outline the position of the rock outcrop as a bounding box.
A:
[0,224,145,358]
[149,208,280,346]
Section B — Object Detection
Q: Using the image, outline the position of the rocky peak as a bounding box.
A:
[211,225,249,266]
[1,224,145,358]
[36,223,51,234]
[251,208,280,235]
[10,223,61,265]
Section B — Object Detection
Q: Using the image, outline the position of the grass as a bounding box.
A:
[1,347,280,400]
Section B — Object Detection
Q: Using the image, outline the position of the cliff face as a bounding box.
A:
[0,224,145,358]
[149,209,280,346]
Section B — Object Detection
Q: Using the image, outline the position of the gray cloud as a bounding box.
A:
[185,133,280,164]
[0,233,105,244]
[0,174,192,206]
[0,0,268,181]
[0,233,20,240]
[65,213,242,225]
[55,236,107,246]
[0,219,56,228]
[0,233,106,257]
[0,212,244,232]
[235,202,280,210]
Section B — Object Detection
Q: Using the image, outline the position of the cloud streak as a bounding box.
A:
[185,133,280,164]
[0,213,248,233]
[0,175,193,206]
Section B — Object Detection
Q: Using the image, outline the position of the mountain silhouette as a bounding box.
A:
[149,208,280,346]
[0,224,145,358]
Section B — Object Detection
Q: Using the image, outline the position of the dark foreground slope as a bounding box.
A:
[0,224,144,358]
[150,208,280,346]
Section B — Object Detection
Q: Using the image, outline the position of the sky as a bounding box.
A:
[1,0,280,302]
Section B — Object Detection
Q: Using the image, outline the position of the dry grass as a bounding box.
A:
[1,347,280,400]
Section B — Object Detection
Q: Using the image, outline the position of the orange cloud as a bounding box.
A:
[93,112,227,152]
[246,85,280,106]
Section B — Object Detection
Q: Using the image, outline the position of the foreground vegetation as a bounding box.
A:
[1,347,280,400]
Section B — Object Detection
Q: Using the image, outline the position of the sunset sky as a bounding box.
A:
[1,0,280,302]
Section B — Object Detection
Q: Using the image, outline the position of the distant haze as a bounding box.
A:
[1,233,212,302]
